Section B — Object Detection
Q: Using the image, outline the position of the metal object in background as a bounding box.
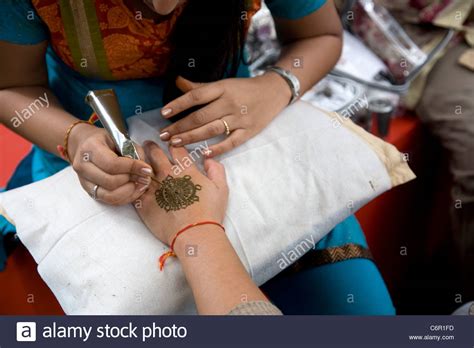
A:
[330,28,454,94]
[246,0,453,137]
[338,0,455,93]
[352,0,427,84]
[301,74,364,113]
[85,89,140,160]
[368,97,395,138]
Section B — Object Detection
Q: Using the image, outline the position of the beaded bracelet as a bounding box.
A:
[159,221,225,271]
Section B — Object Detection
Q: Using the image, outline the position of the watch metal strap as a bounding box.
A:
[266,66,301,104]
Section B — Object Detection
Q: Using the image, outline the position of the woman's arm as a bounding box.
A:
[0,41,152,204]
[270,0,343,98]
[0,41,77,154]
[158,0,342,156]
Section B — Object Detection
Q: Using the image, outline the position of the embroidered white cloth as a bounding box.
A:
[0,101,415,314]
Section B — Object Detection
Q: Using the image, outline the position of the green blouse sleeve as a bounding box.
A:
[0,0,48,45]
[265,0,327,19]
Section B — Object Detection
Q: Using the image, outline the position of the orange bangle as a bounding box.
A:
[62,113,98,162]
[158,221,225,271]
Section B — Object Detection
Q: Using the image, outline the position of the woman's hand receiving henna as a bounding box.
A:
[134,141,228,245]
[159,73,291,157]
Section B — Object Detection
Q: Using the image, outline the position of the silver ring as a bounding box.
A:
[90,184,99,200]
[221,119,231,136]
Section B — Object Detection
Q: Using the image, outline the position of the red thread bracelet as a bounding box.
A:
[158,221,225,271]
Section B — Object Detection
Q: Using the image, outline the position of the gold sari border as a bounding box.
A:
[59,0,112,80]
[283,243,374,274]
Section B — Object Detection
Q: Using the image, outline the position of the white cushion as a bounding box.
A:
[0,101,415,314]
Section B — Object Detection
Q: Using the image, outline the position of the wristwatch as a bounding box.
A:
[266,66,301,105]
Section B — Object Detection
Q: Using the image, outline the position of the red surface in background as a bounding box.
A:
[0,125,31,187]
[356,116,427,289]
[0,116,436,314]
[0,125,63,314]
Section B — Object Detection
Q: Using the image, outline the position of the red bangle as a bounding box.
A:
[158,221,225,271]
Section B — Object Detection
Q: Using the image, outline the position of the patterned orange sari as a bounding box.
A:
[32,0,261,81]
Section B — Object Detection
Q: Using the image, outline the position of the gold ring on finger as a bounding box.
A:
[221,119,231,136]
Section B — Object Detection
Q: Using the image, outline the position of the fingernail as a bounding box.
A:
[160,131,170,141]
[138,184,149,192]
[170,138,182,146]
[141,167,153,175]
[138,176,151,185]
[161,108,172,116]
[204,149,212,157]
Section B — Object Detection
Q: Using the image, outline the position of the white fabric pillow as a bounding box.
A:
[0,101,415,314]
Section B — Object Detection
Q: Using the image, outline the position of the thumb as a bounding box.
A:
[176,76,206,93]
[204,158,227,190]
